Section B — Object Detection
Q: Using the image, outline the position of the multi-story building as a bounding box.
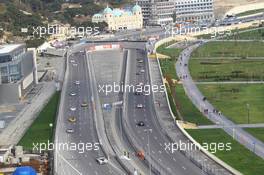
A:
[92,5,143,31]
[174,0,214,24]
[136,0,175,25]
[0,44,38,104]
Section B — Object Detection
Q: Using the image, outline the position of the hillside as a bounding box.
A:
[0,0,131,40]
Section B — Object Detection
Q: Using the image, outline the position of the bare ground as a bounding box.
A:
[214,0,264,18]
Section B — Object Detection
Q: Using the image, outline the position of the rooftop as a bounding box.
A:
[0,44,24,55]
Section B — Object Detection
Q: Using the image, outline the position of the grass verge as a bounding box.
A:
[237,8,264,17]
[187,129,264,175]
[175,85,212,125]
[18,92,60,150]
[156,42,211,125]
[245,128,264,142]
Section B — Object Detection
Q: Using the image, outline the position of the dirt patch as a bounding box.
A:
[214,0,264,18]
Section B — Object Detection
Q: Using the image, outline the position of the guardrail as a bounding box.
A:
[152,38,243,175]
[85,40,147,43]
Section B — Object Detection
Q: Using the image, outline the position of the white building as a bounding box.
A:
[136,0,175,25]
[92,5,143,31]
[174,0,214,24]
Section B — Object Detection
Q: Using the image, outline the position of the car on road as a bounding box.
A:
[70,107,77,111]
[68,117,76,123]
[136,151,145,160]
[96,157,108,165]
[72,63,78,66]
[136,72,140,75]
[75,81,80,85]
[140,69,145,73]
[136,104,143,108]
[137,82,144,86]
[70,60,75,63]
[69,92,77,96]
[137,60,143,63]
[134,91,142,95]
[137,121,145,127]
[66,129,74,133]
[81,101,88,107]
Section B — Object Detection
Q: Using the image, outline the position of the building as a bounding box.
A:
[0,44,38,104]
[174,0,214,24]
[136,0,175,25]
[92,5,143,31]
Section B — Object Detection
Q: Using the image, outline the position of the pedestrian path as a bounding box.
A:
[176,41,264,159]
[195,81,264,84]
[197,123,264,129]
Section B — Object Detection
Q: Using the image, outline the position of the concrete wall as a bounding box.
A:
[0,83,20,104]
[21,51,34,77]
[22,72,33,90]
[0,50,36,104]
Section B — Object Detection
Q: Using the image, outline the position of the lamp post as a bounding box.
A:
[49,123,53,140]
[144,129,153,175]
[246,103,250,124]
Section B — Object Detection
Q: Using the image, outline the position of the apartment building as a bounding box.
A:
[136,0,175,25]
[174,0,214,23]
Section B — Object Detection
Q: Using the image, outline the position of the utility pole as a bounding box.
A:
[247,103,250,124]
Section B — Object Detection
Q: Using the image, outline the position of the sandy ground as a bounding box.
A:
[214,0,264,18]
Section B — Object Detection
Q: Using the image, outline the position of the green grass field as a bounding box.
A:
[225,28,264,40]
[157,41,182,80]
[187,129,264,175]
[175,85,212,125]
[236,8,264,17]
[198,84,264,124]
[192,41,264,57]
[159,59,177,80]
[156,40,182,61]
[189,58,264,82]
[18,92,60,150]
[245,128,264,142]
[157,42,211,125]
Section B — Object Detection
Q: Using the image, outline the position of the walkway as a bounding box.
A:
[195,81,264,84]
[176,42,264,159]
[198,123,264,129]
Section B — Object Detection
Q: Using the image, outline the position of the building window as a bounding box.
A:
[10,74,20,82]
[9,64,20,74]
[1,76,8,83]
[0,66,8,75]
[0,55,12,63]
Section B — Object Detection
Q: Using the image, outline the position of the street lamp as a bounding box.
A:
[144,129,153,175]
[49,123,53,140]
[246,103,250,124]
